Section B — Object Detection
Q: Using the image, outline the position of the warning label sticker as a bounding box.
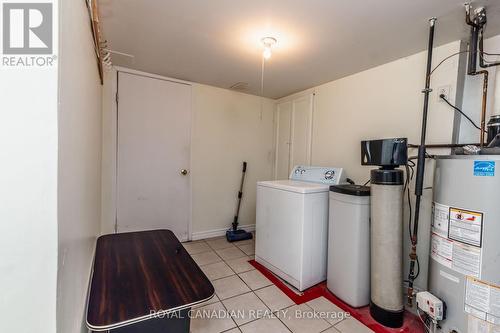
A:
[432,203,450,237]
[431,203,484,278]
[466,277,500,328]
[453,243,482,277]
[449,208,483,247]
[468,315,500,333]
[431,232,482,278]
[431,233,453,266]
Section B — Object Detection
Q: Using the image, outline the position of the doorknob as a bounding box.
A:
[180,169,189,176]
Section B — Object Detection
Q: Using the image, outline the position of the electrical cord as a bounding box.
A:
[417,308,432,333]
[409,154,434,160]
[440,94,487,133]
[405,163,414,240]
[429,50,468,76]
[414,256,421,280]
[405,165,413,237]
[405,157,431,281]
[430,50,500,77]
[405,161,422,280]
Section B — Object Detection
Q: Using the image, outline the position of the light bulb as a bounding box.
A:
[263,46,272,60]
[261,37,277,60]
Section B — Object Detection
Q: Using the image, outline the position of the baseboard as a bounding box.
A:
[191,224,255,241]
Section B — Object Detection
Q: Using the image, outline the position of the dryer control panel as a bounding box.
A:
[290,166,345,185]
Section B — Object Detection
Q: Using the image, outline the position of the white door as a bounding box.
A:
[274,94,313,179]
[117,72,191,241]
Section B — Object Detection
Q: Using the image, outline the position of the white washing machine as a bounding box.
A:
[256,166,345,291]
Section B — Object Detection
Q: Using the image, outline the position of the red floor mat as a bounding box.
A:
[249,260,424,333]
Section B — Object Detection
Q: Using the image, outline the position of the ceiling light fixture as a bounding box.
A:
[261,37,277,60]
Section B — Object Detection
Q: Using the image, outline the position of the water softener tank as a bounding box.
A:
[429,155,500,333]
[360,138,407,328]
[328,185,371,307]
[370,168,404,328]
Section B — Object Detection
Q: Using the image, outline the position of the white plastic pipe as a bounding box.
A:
[494,68,500,115]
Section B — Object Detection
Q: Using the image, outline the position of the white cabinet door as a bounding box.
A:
[275,101,292,180]
[290,95,313,169]
[275,94,313,179]
[117,72,191,241]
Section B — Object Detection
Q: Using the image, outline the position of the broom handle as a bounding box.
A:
[233,162,247,228]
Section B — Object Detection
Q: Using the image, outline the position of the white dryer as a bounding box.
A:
[256,166,345,291]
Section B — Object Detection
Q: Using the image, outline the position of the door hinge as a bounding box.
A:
[115,92,119,104]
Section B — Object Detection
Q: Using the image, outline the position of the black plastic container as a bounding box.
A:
[361,138,408,167]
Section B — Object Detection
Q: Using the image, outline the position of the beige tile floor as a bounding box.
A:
[183,234,374,333]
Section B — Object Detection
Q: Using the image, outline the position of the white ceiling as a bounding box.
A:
[99,0,500,99]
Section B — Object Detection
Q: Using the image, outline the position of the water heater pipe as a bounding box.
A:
[465,4,497,147]
[408,143,480,149]
[406,17,436,306]
[468,71,489,147]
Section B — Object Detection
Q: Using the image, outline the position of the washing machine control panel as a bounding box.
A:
[290,166,345,185]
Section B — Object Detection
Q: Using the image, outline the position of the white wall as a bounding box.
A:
[277,41,462,291]
[0,2,59,332]
[57,1,102,332]
[100,69,117,235]
[191,84,275,238]
[101,69,275,238]
[459,34,500,144]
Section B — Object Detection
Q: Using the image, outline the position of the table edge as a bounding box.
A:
[86,292,215,331]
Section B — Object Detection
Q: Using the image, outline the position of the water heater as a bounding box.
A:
[429,155,500,332]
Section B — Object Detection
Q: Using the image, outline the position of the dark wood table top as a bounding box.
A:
[86,230,214,331]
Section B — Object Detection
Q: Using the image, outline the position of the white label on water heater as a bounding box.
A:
[432,203,450,237]
[431,233,453,266]
[431,202,484,278]
[431,233,482,278]
[465,277,500,328]
[467,315,500,333]
[453,243,482,277]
